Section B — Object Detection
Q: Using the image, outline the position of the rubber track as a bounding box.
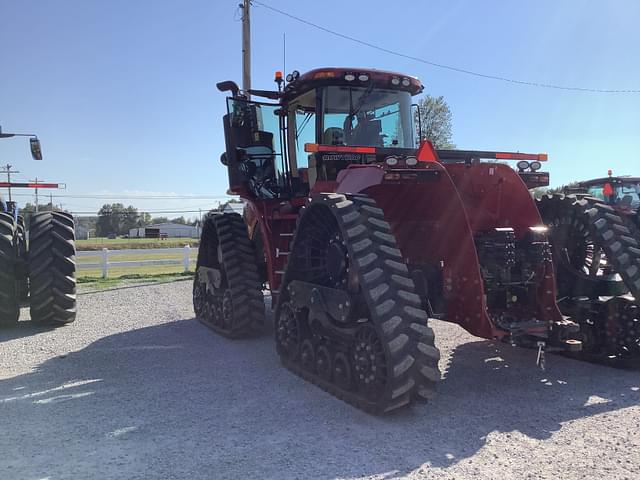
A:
[538,194,640,298]
[278,193,441,414]
[27,211,77,325]
[0,212,19,326]
[195,213,265,338]
[573,197,640,301]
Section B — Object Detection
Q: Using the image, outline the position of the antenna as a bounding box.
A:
[283,32,286,79]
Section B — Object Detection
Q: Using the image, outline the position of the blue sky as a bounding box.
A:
[1,0,639,216]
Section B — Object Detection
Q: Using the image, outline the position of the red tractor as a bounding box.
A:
[537,173,640,359]
[194,67,580,413]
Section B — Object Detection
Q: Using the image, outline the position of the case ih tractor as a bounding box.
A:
[537,173,640,360]
[0,130,77,327]
[194,67,581,414]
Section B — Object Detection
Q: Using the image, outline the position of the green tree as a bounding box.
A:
[170,216,188,225]
[96,203,142,236]
[415,95,455,149]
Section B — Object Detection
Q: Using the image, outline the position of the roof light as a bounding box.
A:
[314,71,336,79]
[517,160,530,171]
[608,169,613,177]
[358,73,369,82]
[385,156,399,166]
[405,156,418,166]
[275,71,283,81]
[344,73,356,81]
[401,77,411,87]
[286,73,294,82]
[391,77,401,85]
[530,161,542,171]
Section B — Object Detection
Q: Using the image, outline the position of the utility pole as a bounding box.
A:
[1,164,20,202]
[30,177,40,212]
[241,0,251,98]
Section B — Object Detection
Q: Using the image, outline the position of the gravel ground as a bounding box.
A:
[1,281,639,480]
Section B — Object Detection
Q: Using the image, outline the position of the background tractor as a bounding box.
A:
[537,173,640,360]
[0,129,77,327]
[195,67,580,414]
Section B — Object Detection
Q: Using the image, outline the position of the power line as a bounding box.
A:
[253,1,640,94]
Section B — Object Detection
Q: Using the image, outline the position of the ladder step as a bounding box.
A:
[279,232,294,237]
[275,270,285,275]
[276,249,290,257]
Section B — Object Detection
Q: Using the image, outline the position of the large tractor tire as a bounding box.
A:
[27,211,77,326]
[275,193,441,414]
[193,212,265,338]
[0,212,20,326]
[538,194,640,357]
[15,216,29,304]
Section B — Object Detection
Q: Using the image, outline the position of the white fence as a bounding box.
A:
[77,245,195,279]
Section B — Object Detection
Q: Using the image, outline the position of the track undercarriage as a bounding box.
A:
[275,193,439,413]
[538,194,640,360]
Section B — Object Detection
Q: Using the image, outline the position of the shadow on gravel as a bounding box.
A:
[1,317,639,479]
[0,320,58,343]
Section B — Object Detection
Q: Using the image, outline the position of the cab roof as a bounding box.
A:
[579,176,640,186]
[282,67,423,101]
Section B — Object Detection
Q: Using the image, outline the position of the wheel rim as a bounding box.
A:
[333,352,352,391]
[294,207,351,290]
[300,339,316,372]
[605,300,640,357]
[315,345,332,381]
[276,302,300,359]
[353,325,387,395]
[193,277,206,317]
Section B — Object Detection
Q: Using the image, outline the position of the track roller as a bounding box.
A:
[193,212,264,338]
[275,193,440,414]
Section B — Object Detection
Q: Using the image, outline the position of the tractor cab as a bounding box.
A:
[573,174,640,211]
[217,68,423,200]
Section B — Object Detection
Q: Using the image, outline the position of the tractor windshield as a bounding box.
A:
[587,181,640,208]
[320,86,415,149]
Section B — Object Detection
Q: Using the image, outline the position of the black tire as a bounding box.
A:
[0,212,19,326]
[27,211,77,325]
[193,212,264,338]
[15,216,28,303]
[277,193,441,413]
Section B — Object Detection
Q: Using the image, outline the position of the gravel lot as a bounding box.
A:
[1,281,639,480]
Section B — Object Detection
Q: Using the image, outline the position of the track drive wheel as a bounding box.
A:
[193,212,264,338]
[0,212,19,326]
[276,193,441,414]
[27,211,77,325]
[537,194,627,298]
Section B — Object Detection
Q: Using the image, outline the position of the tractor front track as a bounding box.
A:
[275,193,440,414]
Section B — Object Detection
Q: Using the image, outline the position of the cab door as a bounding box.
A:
[222,98,285,199]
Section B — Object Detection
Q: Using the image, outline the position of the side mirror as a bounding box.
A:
[216,80,240,98]
[30,137,43,160]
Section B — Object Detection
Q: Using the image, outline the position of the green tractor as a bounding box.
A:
[0,128,77,327]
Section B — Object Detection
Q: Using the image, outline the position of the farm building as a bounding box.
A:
[129,223,200,239]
